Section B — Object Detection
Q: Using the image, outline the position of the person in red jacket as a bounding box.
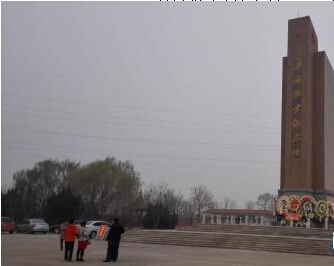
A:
[64,219,78,262]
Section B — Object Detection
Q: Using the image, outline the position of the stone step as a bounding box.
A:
[183,224,331,238]
[123,239,328,254]
[122,230,332,256]
[124,234,328,243]
[123,238,326,251]
[124,231,330,242]
[122,240,329,255]
[124,235,327,244]
[123,237,328,249]
[188,229,324,235]
[124,236,327,243]
[190,223,330,232]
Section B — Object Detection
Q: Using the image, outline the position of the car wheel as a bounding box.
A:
[9,231,14,234]
[89,231,97,239]
[43,232,47,235]
[54,228,60,234]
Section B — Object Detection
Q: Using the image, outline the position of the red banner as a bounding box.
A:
[97,225,108,239]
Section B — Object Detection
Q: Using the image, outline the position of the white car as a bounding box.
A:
[85,220,111,239]
[17,219,49,234]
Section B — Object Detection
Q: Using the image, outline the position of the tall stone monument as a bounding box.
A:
[279,16,334,202]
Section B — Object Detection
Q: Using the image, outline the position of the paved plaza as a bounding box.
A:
[1,233,333,266]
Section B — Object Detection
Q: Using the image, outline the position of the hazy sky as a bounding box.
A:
[2,2,334,207]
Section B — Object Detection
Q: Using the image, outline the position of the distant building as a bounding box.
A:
[202,209,275,226]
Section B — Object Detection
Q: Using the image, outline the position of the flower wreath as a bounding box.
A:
[327,201,334,219]
[275,198,281,214]
[315,200,328,219]
[308,212,314,219]
[277,196,290,214]
[300,195,316,214]
[288,195,300,213]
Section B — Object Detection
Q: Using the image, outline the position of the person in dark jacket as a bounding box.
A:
[103,217,125,262]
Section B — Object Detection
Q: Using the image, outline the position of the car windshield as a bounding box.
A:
[31,219,45,223]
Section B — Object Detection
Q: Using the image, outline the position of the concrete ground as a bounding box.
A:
[1,233,333,266]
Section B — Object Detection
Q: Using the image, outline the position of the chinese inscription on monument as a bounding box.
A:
[291,58,302,158]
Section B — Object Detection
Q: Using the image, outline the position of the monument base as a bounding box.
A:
[278,188,334,202]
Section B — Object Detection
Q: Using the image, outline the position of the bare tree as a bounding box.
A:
[144,182,181,215]
[189,185,217,219]
[256,193,274,210]
[177,199,194,220]
[221,197,237,209]
[143,183,180,229]
[246,201,256,209]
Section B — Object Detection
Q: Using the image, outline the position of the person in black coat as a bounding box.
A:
[104,217,125,262]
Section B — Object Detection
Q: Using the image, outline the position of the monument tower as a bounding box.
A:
[279,16,334,201]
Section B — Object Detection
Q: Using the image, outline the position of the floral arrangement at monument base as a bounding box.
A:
[284,212,302,221]
[276,196,289,215]
[315,200,328,220]
[288,195,300,213]
[275,195,334,224]
[307,212,314,219]
[328,201,334,219]
[300,195,316,216]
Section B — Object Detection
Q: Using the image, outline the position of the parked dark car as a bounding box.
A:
[1,217,16,234]
[50,224,60,234]
[16,219,49,234]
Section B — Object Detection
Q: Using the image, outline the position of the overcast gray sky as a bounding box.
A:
[2,2,334,207]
